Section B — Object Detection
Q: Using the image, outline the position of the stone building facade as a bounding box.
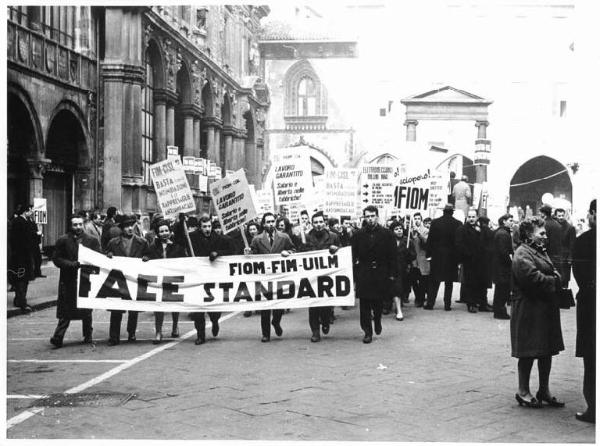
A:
[7,5,270,249]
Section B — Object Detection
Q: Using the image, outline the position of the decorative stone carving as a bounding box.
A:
[191,60,207,107]
[45,44,55,73]
[17,30,29,63]
[70,57,79,83]
[163,38,182,91]
[58,48,68,80]
[144,24,153,51]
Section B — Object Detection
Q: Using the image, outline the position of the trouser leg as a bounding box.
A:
[261,310,271,337]
[583,354,596,416]
[359,299,373,335]
[14,280,29,308]
[272,309,284,326]
[192,313,206,339]
[208,312,221,325]
[82,313,93,339]
[427,280,441,307]
[171,312,179,332]
[154,312,165,334]
[109,311,123,341]
[493,282,510,315]
[126,311,139,336]
[372,300,383,326]
[308,307,320,332]
[443,280,453,307]
[52,318,70,342]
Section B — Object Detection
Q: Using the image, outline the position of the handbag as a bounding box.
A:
[558,288,575,309]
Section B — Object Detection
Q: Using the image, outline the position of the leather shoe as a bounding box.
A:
[272,321,283,337]
[261,336,270,343]
[50,337,62,349]
[423,305,434,310]
[82,336,93,344]
[415,301,424,308]
[494,313,510,320]
[444,305,452,311]
[479,304,493,312]
[374,320,382,335]
[576,411,595,423]
[212,321,220,337]
[362,334,372,344]
[152,332,162,345]
[536,391,565,407]
[195,336,206,345]
[467,305,478,313]
[107,338,119,346]
[127,334,136,342]
[311,331,321,342]
[21,305,33,314]
[322,324,330,335]
[171,328,179,338]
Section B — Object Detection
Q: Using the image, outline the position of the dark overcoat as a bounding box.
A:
[52,232,101,319]
[557,220,576,285]
[351,224,396,301]
[544,217,562,265]
[147,238,187,260]
[455,223,488,287]
[105,234,149,258]
[492,226,514,285]
[572,227,596,358]
[427,214,461,282]
[8,216,35,281]
[300,228,341,252]
[190,231,236,257]
[510,243,564,358]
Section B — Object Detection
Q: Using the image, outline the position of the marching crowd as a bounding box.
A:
[7,198,596,422]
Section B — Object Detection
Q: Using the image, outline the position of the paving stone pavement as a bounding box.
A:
[6,289,595,442]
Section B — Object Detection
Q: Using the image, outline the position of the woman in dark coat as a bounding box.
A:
[50,214,101,347]
[146,220,187,344]
[389,220,415,321]
[9,204,36,312]
[511,217,564,408]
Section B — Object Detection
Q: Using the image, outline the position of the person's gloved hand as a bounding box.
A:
[243,247,252,256]
[106,252,113,259]
[328,245,339,255]
[281,250,290,257]
[142,256,149,262]
[209,251,218,261]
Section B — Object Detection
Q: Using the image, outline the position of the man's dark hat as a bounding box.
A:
[119,214,137,228]
[443,203,454,212]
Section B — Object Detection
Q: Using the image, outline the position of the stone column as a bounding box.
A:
[404,120,418,142]
[206,125,215,159]
[193,118,201,157]
[153,89,176,161]
[224,134,233,171]
[26,158,50,204]
[166,103,175,146]
[244,137,256,185]
[475,120,489,139]
[183,114,194,157]
[214,130,221,168]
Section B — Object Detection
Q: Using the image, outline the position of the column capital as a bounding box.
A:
[475,120,489,127]
[154,88,179,106]
[26,157,52,179]
[101,63,145,85]
[202,116,223,129]
[222,125,236,137]
[179,103,203,119]
[404,119,418,127]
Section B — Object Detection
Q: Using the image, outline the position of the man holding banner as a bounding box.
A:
[247,212,295,342]
[351,205,396,344]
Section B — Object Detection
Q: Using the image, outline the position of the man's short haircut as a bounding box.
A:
[389,220,404,232]
[212,220,222,229]
[300,210,309,217]
[69,214,83,223]
[328,217,339,227]
[106,206,117,219]
[412,212,422,219]
[261,212,275,225]
[363,205,379,216]
[311,211,325,222]
[478,216,490,225]
[467,208,478,216]
[199,215,211,225]
[423,217,432,224]
[539,204,553,218]
[498,213,514,227]
[590,199,596,214]
[554,208,566,215]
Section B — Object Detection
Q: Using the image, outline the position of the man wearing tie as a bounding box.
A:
[246,212,295,342]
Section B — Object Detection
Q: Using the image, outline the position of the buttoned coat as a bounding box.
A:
[427,214,461,282]
[300,228,341,252]
[492,226,514,285]
[510,243,564,358]
[105,234,149,258]
[250,230,295,255]
[351,224,396,301]
[411,224,430,275]
[190,231,236,257]
[455,223,489,287]
[8,216,35,281]
[53,232,101,319]
[147,238,187,260]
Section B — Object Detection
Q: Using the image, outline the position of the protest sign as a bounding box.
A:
[324,168,359,218]
[166,145,179,161]
[215,166,222,179]
[272,148,314,222]
[255,189,275,216]
[32,198,47,224]
[77,245,355,312]
[392,168,432,216]
[225,170,235,178]
[359,164,398,213]
[149,158,196,219]
[182,156,195,173]
[210,169,257,233]
[428,170,449,217]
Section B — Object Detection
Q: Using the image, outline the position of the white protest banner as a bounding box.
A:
[392,168,432,216]
[324,168,359,218]
[166,145,179,161]
[225,169,235,178]
[198,174,208,193]
[359,164,399,213]
[215,166,222,179]
[210,169,257,233]
[208,161,217,177]
[306,175,326,214]
[149,158,196,219]
[272,148,314,222]
[428,170,450,217]
[255,189,275,216]
[77,246,355,312]
[182,156,195,173]
[33,198,47,224]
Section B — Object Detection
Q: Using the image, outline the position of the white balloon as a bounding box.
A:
[541,193,554,205]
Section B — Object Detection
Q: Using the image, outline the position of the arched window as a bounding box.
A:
[297,77,317,116]
[141,52,154,185]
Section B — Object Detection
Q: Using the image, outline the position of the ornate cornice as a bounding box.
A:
[179,103,203,118]
[202,116,223,128]
[102,63,145,84]
[153,88,179,105]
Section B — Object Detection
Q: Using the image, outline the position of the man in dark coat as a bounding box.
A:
[573,199,596,423]
[299,211,340,342]
[50,215,101,348]
[26,211,44,278]
[8,204,35,313]
[189,216,235,345]
[101,206,119,251]
[555,208,576,288]
[426,204,461,310]
[492,213,514,319]
[539,204,562,267]
[351,205,396,344]
[247,212,296,342]
[455,209,492,313]
[105,214,150,345]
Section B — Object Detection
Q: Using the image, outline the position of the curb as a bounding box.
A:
[7,300,57,318]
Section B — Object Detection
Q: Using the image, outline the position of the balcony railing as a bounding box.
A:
[284,115,328,132]
[7,19,97,92]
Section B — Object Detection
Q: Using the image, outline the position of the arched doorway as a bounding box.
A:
[509,155,572,214]
[7,91,39,216]
[44,109,86,247]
